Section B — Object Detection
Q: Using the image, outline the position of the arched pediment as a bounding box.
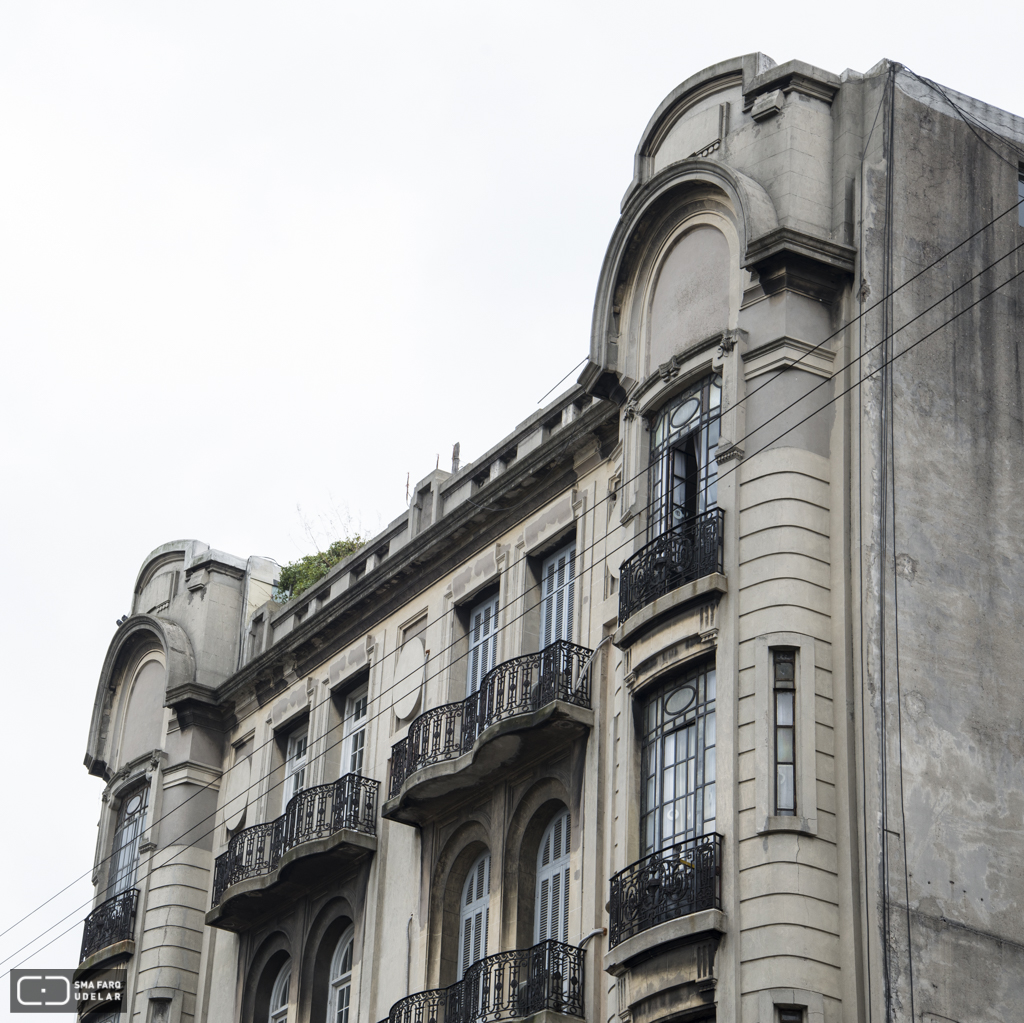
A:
[84,614,196,779]
[582,159,779,400]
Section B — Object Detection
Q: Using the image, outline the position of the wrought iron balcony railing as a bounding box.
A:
[211,772,379,907]
[607,833,722,948]
[389,640,593,799]
[618,509,724,624]
[380,939,584,1023]
[80,887,139,962]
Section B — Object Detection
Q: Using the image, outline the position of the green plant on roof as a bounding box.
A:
[273,536,365,603]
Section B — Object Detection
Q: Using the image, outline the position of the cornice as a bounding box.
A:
[209,399,620,707]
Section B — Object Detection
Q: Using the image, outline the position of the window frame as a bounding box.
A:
[342,685,369,777]
[534,808,571,944]
[283,727,309,806]
[466,594,500,695]
[268,960,291,1023]
[773,649,797,816]
[108,783,149,897]
[329,925,356,1023]
[458,851,491,981]
[638,658,717,857]
[754,633,818,835]
[647,373,722,541]
[540,543,577,648]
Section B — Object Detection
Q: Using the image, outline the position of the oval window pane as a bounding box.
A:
[669,398,700,432]
[664,685,696,716]
[126,795,142,815]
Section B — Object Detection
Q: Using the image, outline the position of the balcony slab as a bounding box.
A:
[206,828,376,933]
[76,939,134,974]
[603,908,726,976]
[614,573,727,649]
[383,700,593,827]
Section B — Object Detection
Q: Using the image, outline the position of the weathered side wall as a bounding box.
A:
[858,71,1024,1022]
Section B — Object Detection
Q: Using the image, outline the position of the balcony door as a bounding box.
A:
[467,595,500,695]
[541,544,576,648]
[458,851,490,980]
[283,727,308,805]
[648,375,721,539]
[535,809,571,944]
[108,786,149,897]
[640,661,716,857]
[342,686,368,776]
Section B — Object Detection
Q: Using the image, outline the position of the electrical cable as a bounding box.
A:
[7,142,1024,971]
[7,245,1023,980]
[9,135,1024,950]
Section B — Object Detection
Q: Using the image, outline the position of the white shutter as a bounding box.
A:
[459,852,491,979]
[535,809,571,944]
[467,596,500,694]
[541,544,576,647]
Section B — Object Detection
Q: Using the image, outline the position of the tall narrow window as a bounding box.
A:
[329,927,355,1023]
[283,728,308,805]
[648,375,721,538]
[467,595,500,694]
[342,687,368,776]
[541,544,576,647]
[774,650,796,816]
[458,852,490,980]
[108,786,149,896]
[535,809,571,944]
[269,960,291,1023]
[640,661,716,856]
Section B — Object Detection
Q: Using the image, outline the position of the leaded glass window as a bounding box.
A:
[108,785,149,897]
[648,375,721,539]
[640,661,716,856]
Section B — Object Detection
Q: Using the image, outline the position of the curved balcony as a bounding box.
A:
[206,772,379,932]
[617,510,724,631]
[380,939,584,1023]
[604,833,723,982]
[384,641,594,826]
[79,887,138,966]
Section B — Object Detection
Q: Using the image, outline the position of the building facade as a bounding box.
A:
[80,54,1024,1023]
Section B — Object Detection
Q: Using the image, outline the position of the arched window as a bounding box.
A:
[535,809,571,944]
[108,786,149,896]
[648,374,721,538]
[329,927,355,1023]
[269,960,291,1023]
[640,660,717,856]
[458,851,490,980]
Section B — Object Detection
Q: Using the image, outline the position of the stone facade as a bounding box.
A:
[81,54,1024,1023]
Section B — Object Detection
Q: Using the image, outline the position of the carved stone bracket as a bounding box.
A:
[717,328,747,357]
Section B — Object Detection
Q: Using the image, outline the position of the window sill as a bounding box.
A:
[757,814,817,836]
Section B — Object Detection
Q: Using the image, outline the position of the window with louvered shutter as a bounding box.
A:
[458,851,490,980]
[541,544,576,647]
[467,595,500,694]
[535,809,571,944]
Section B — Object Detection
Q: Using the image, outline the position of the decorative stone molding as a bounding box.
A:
[750,89,785,121]
[716,442,744,463]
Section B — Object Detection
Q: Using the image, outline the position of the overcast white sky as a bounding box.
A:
[0,0,1020,1006]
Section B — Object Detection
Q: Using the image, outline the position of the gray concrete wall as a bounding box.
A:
[854,68,1024,1023]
